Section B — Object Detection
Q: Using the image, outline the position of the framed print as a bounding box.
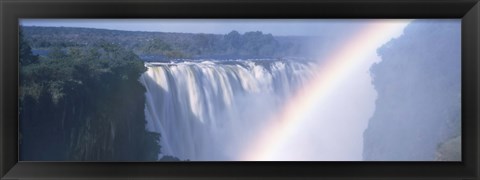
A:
[1,0,479,179]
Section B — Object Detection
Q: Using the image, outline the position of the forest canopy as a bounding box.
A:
[22,26,312,60]
[19,27,161,161]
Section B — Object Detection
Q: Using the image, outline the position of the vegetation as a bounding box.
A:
[19,29,39,65]
[19,28,161,161]
[22,26,311,60]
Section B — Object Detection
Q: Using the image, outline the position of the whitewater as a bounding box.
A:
[139,60,316,161]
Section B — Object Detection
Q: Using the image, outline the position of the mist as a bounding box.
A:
[363,19,461,161]
[244,20,411,161]
[137,20,442,161]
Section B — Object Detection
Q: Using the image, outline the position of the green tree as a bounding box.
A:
[20,41,160,161]
[19,27,38,65]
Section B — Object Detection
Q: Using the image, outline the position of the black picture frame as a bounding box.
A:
[1,0,479,179]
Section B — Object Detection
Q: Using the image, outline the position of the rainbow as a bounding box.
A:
[240,20,412,161]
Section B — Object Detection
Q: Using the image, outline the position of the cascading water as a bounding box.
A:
[139,60,316,161]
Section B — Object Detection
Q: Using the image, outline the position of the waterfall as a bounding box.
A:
[139,60,316,161]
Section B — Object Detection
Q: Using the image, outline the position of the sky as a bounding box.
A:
[20,19,377,36]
